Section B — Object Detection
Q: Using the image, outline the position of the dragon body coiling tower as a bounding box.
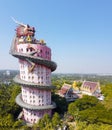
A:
[10,22,57,124]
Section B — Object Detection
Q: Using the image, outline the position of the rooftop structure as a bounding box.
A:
[58,83,78,101]
[80,80,100,96]
[10,21,57,124]
[59,81,102,101]
[58,83,72,97]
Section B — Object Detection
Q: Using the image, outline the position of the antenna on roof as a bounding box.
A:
[11,16,27,27]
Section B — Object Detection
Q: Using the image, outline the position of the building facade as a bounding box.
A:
[10,22,57,124]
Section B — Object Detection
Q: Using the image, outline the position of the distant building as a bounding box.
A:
[6,70,10,76]
[80,80,100,96]
[3,70,10,76]
[58,83,78,101]
[58,81,103,101]
[58,83,72,97]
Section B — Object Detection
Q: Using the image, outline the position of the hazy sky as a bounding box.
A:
[0,0,112,73]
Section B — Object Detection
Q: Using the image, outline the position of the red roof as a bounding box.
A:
[59,83,71,95]
[59,89,67,95]
[81,81,99,93]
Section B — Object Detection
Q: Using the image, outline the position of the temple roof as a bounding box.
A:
[81,81,100,93]
[59,83,72,95]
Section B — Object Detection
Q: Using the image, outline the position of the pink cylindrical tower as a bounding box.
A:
[10,23,57,124]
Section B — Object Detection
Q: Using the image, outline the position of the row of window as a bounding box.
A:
[22,93,50,99]
[20,64,51,73]
[24,110,50,116]
[21,75,50,79]
[22,89,50,94]
[22,96,50,102]
[20,70,51,77]
[21,75,51,84]
[38,55,50,60]
[24,110,51,124]
[18,47,50,56]
[20,70,50,76]
[23,98,50,106]
[22,94,50,99]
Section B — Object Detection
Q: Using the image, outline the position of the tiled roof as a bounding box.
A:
[81,81,99,93]
[62,83,71,89]
[59,83,72,95]
[59,89,67,95]
[83,81,97,89]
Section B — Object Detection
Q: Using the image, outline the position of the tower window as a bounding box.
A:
[40,50,42,53]
[32,76,34,80]
[26,48,29,52]
[21,48,23,52]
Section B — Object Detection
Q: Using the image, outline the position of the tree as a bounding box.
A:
[76,121,112,130]
[52,93,68,114]
[68,102,77,116]
[52,112,61,128]
[8,84,21,118]
[42,113,51,125]
[68,95,112,124]
[74,95,99,111]
[78,103,112,125]
[0,83,21,128]
[13,120,23,128]
[35,114,52,130]
[101,83,112,109]
[0,114,14,127]
[68,95,99,116]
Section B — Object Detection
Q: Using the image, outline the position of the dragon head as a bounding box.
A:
[16,24,35,38]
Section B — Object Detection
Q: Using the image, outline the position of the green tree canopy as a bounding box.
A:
[52,112,61,128]
[68,95,99,116]
[52,93,68,114]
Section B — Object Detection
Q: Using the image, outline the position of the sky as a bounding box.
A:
[0,0,112,74]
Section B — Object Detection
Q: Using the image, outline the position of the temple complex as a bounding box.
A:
[10,21,57,124]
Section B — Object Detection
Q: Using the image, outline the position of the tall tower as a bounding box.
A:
[10,22,57,124]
